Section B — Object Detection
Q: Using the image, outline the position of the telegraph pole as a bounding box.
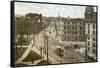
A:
[44,30,49,64]
[85,34,88,62]
[46,35,49,64]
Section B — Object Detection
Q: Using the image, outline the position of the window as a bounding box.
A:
[68,22,69,24]
[93,24,95,29]
[88,29,90,34]
[93,31,95,35]
[75,27,77,30]
[93,49,96,54]
[93,43,95,47]
[72,27,74,30]
[88,47,90,51]
[88,41,90,46]
[88,36,90,40]
[93,37,96,41]
[64,32,66,35]
[64,26,66,30]
[80,27,82,30]
[75,32,77,35]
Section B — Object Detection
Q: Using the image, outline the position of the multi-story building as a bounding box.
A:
[25,13,42,34]
[56,6,97,60]
[56,16,85,48]
[84,6,97,60]
[61,18,85,42]
[15,13,42,45]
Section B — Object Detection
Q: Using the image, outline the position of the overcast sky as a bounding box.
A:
[15,2,97,18]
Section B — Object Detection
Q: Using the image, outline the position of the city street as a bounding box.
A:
[14,3,97,66]
[47,37,86,63]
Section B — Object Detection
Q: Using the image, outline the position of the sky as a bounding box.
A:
[15,2,97,18]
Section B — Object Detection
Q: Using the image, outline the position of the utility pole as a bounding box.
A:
[46,35,49,64]
[40,47,43,61]
[85,34,88,62]
[44,30,49,64]
[44,30,47,54]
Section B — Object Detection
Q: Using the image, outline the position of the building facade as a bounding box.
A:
[15,13,42,45]
[25,13,42,34]
[84,6,97,60]
[56,16,85,47]
[61,18,85,42]
[56,6,97,60]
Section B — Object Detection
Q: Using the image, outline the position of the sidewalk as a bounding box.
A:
[16,29,59,64]
[16,39,34,63]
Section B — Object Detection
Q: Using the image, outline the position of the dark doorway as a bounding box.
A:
[74,45,78,49]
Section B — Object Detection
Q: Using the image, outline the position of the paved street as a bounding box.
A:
[47,37,86,63]
[16,27,86,64]
[63,48,85,63]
